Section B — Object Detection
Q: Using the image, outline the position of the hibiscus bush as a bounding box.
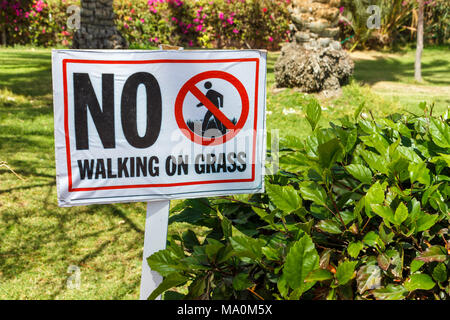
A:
[116,0,291,49]
[1,0,291,49]
[147,101,449,300]
[0,0,77,47]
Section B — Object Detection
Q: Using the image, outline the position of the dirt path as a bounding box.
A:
[350,50,450,96]
[372,81,450,95]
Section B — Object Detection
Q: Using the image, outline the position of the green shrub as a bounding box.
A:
[147,101,449,300]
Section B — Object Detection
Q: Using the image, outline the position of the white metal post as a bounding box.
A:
[139,200,170,300]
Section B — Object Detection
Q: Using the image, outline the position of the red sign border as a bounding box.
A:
[62,58,260,192]
[175,70,249,146]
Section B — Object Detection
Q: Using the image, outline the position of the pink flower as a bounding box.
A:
[232,28,239,34]
[188,40,193,47]
[124,23,129,29]
[339,6,344,14]
[34,0,44,12]
[268,36,273,42]
[141,19,145,23]
[219,12,224,20]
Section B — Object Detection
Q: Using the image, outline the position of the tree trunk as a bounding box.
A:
[414,0,424,82]
[1,26,6,46]
[72,0,127,49]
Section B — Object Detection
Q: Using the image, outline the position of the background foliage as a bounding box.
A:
[340,0,450,50]
[1,0,448,49]
[0,0,291,49]
[148,101,449,300]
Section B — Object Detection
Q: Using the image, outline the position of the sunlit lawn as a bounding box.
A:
[0,45,448,299]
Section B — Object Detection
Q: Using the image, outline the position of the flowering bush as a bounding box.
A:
[116,0,291,50]
[1,0,291,50]
[0,0,78,47]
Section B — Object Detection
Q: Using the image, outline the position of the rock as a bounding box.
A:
[295,32,311,43]
[274,42,354,93]
[274,0,353,92]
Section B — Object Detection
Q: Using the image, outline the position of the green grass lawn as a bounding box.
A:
[0,45,449,299]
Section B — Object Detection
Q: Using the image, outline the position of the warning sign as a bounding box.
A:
[52,49,266,206]
[175,70,249,145]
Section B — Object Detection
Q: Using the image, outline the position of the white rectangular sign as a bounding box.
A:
[52,49,266,206]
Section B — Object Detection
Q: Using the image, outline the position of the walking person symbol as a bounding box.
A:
[196,81,225,136]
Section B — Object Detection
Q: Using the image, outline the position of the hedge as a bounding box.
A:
[147,101,450,300]
[0,0,291,49]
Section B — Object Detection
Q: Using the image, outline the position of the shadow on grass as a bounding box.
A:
[353,56,450,86]
[0,51,52,98]
[0,187,144,298]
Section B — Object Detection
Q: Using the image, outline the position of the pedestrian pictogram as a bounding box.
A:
[196,81,225,135]
[175,70,249,146]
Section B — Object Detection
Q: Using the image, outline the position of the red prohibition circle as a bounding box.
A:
[175,70,249,146]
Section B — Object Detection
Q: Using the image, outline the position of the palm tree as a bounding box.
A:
[414,0,424,82]
[72,0,127,49]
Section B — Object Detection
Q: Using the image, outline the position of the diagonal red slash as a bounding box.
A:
[189,85,236,130]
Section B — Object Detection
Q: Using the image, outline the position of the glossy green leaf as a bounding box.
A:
[371,204,394,225]
[432,263,447,283]
[205,239,225,261]
[372,284,407,300]
[365,181,385,207]
[360,150,389,175]
[409,161,430,186]
[148,273,188,300]
[356,264,382,294]
[232,273,253,291]
[415,213,439,232]
[283,234,319,293]
[394,202,409,225]
[429,118,450,148]
[336,260,358,286]
[317,219,342,234]
[415,246,447,263]
[147,249,186,277]
[266,183,302,213]
[347,242,364,258]
[318,138,343,168]
[345,164,372,185]
[299,182,327,206]
[410,260,425,273]
[305,269,333,282]
[404,273,435,291]
[229,236,265,261]
[305,99,322,131]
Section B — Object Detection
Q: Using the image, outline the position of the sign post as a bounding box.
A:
[51,49,267,299]
[139,200,170,300]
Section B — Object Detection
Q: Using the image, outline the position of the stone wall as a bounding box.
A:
[72,0,127,49]
[289,0,342,50]
[274,0,354,93]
